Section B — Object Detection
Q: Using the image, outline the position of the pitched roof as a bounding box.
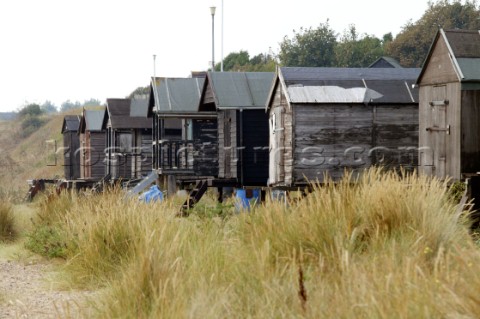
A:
[268,67,420,107]
[417,29,480,83]
[206,72,275,109]
[79,108,107,133]
[369,56,403,68]
[61,115,81,133]
[150,77,204,114]
[106,98,151,129]
[130,97,149,118]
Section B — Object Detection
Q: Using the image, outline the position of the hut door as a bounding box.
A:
[270,107,285,183]
[431,86,447,179]
[224,111,232,178]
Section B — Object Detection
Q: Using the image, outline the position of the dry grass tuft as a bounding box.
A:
[0,197,16,242]
[25,168,480,318]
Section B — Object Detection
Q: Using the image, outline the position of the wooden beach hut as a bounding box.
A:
[198,71,275,187]
[417,29,480,181]
[61,115,81,180]
[78,108,107,180]
[149,76,218,187]
[266,67,420,187]
[105,98,152,180]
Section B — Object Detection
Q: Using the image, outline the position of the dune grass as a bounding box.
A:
[24,168,480,318]
[0,197,16,242]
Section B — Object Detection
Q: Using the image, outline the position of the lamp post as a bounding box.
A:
[210,6,216,72]
[221,0,223,72]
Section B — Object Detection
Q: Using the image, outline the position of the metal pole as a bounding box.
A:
[211,9,215,71]
[221,0,224,72]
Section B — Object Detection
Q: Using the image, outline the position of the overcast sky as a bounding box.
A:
[0,0,430,112]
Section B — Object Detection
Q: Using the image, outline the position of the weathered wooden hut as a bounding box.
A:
[266,67,420,187]
[61,115,81,180]
[78,108,107,180]
[198,71,275,187]
[105,98,152,180]
[149,76,218,180]
[417,29,480,181]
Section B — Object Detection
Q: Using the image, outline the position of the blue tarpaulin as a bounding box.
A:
[139,185,163,203]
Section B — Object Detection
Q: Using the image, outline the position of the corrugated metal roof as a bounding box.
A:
[279,67,419,104]
[457,58,480,81]
[288,86,383,103]
[152,77,204,113]
[209,72,275,108]
[130,97,149,117]
[84,109,106,132]
[62,115,81,133]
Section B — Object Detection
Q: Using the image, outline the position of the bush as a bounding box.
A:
[20,115,47,138]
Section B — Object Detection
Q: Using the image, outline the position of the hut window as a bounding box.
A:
[117,133,132,153]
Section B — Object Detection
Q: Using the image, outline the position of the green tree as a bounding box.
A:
[18,103,46,137]
[335,25,385,67]
[220,51,250,71]
[386,0,480,67]
[18,103,43,118]
[128,86,150,99]
[278,21,338,67]
[40,100,57,113]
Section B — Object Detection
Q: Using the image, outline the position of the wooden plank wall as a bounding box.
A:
[63,132,81,180]
[241,110,269,186]
[90,132,107,179]
[217,110,237,179]
[461,90,480,174]
[193,119,218,177]
[419,82,461,180]
[140,129,153,178]
[374,104,418,172]
[80,133,86,178]
[291,103,419,184]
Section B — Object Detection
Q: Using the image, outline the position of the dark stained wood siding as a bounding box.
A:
[461,90,480,174]
[139,129,153,177]
[192,119,218,177]
[89,132,107,179]
[218,110,237,179]
[63,131,81,180]
[240,110,269,186]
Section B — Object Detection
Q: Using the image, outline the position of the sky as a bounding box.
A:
[0,0,431,112]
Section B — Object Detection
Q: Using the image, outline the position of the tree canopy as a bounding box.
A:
[386,0,480,67]
[278,21,338,67]
[277,21,388,67]
[215,51,276,72]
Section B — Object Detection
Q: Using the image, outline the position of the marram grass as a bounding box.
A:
[29,169,480,318]
[0,197,16,242]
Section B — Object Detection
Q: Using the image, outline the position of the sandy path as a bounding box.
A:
[0,259,96,319]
